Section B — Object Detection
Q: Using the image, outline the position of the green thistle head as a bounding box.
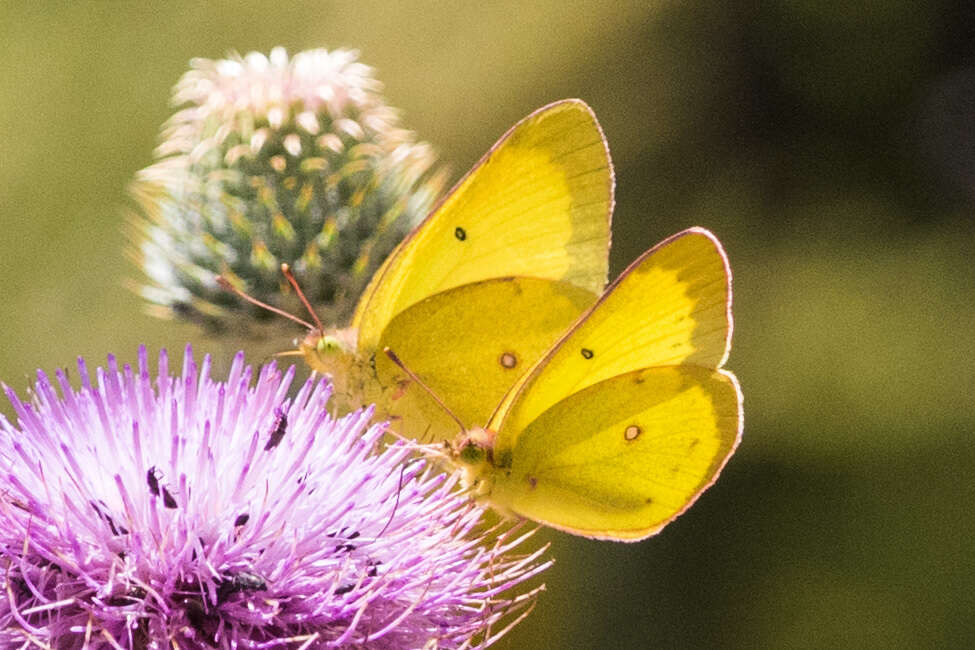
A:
[130,47,443,331]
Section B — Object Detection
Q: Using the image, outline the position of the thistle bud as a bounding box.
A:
[130,47,443,331]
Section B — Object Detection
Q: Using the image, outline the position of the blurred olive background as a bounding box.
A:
[2,1,974,647]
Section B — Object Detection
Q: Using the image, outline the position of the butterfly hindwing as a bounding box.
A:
[490,366,742,540]
[375,277,597,442]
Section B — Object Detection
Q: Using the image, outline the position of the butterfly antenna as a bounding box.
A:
[383,347,467,434]
[280,263,326,334]
[376,455,426,538]
[376,462,408,537]
[216,276,316,330]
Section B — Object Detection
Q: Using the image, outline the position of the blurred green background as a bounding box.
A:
[2,1,973,647]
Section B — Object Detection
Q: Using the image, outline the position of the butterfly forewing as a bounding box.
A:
[352,99,614,352]
[491,227,732,454]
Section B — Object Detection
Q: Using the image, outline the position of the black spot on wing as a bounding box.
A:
[454,226,467,241]
[581,348,594,359]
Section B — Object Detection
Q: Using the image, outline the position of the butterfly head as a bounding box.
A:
[298,328,356,368]
[448,427,498,490]
[299,327,358,374]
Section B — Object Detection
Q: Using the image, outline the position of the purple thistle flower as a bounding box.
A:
[0,347,549,648]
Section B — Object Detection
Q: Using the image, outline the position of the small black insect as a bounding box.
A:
[161,485,178,509]
[147,466,176,508]
[228,571,267,593]
[264,408,288,451]
[234,513,250,527]
[217,571,268,603]
[146,466,161,497]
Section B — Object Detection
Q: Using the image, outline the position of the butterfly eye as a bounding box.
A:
[459,441,486,465]
[317,336,342,354]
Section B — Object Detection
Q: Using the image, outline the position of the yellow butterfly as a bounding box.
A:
[232,100,615,443]
[434,228,742,541]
